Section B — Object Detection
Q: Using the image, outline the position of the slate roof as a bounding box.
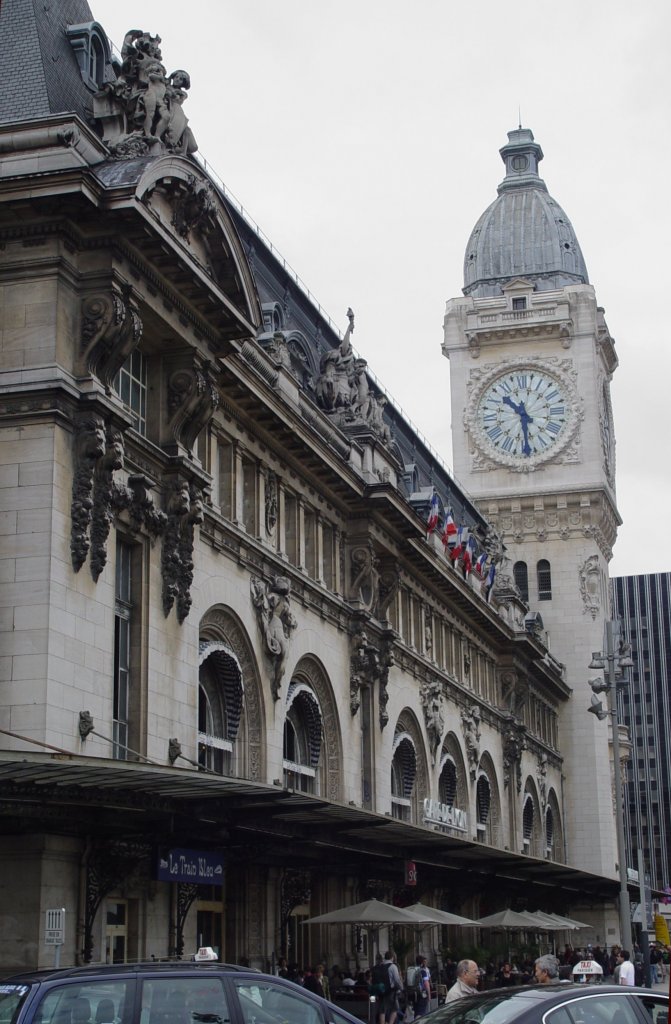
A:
[0,0,100,124]
[463,128,589,297]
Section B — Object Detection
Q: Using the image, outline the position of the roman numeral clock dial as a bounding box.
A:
[471,365,577,469]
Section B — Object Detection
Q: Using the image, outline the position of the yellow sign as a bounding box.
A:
[654,914,670,945]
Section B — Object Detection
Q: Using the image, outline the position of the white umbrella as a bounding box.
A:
[473,909,537,928]
[303,899,425,926]
[303,898,426,960]
[545,912,590,929]
[404,903,479,926]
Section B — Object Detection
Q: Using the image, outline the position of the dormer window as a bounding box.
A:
[512,297,527,311]
[67,22,111,90]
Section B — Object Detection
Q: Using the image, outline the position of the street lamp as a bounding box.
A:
[587,619,633,952]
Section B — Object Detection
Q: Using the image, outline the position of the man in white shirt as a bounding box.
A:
[617,950,635,986]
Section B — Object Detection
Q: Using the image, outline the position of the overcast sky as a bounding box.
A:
[97,0,670,579]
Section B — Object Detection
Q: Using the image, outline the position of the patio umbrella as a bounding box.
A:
[303,898,427,959]
[519,911,570,930]
[473,909,538,928]
[304,899,425,926]
[545,912,590,928]
[404,903,479,926]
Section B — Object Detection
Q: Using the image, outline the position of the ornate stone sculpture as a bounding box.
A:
[462,705,481,780]
[376,561,400,622]
[264,470,278,537]
[90,427,125,581]
[537,753,548,808]
[420,679,444,766]
[166,358,220,452]
[98,30,198,159]
[70,413,107,572]
[349,628,379,716]
[578,553,602,620]
[80,286,143,392]
[502,716,526,793]
[378,636,395,730]
[349,542,379,612]
[314,309,393,443]
[170,174,216,240]
[161,479,204,622]
[250,576,298,700]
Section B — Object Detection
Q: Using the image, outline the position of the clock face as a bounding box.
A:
[477,369,568,459]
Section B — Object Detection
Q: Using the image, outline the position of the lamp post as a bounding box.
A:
[587,619,633,952]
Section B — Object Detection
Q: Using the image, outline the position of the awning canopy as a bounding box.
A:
[0,752,623,902]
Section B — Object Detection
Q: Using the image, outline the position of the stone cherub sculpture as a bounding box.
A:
[101,29,197,158]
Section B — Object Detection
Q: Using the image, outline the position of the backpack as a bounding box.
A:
[406,966,420,991]
[372,962,392,995]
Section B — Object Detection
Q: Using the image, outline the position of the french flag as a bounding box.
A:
[485,562,496,602]
[426,492,440,536]
[450,525,468,562]
[474,551,488,579]
[441,509,457,549]
[462,536,477,578]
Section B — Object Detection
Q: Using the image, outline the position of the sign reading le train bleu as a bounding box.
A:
[157,848,224,886]
[423,798,468,832]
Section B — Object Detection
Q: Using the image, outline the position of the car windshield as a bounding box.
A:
[425,989,554,1024]
[0,984,31,1024]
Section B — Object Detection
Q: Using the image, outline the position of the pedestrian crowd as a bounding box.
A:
[275,939,670,1022]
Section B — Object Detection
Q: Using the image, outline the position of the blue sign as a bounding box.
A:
[157,848,224,886]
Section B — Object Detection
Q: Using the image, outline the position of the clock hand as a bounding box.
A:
[518,401,534,456]
[502,395,522,415]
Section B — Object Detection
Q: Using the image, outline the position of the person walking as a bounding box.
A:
[617,950,635,986]
[412,956,431,1018]
[446,960,479,1002]
[534,955,560,984]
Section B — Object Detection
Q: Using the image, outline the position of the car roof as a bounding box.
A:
[2,963,261,983]
[425,983,667,1018]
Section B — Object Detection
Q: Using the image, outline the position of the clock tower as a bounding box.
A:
[443,128,620,879]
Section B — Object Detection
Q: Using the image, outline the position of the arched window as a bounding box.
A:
[198,642,243,775]
[391,732,416,822]
[439,758,457,808]
[476,774,491,842]
[522,794,535,848]
[283,683,323,794]
[545,806,555,858]
[514,561,529,603]
[537,559,552,601]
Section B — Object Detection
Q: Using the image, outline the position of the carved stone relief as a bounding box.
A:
[537,753,548,809]
[579,553,602,620]
[161,479,204,622]
[461,705,481,780]
[376,560,400,622]
[166,357,220,452]
[264,470,278,537]
[90,427,125,581]
[80,286,143,392]
[502,717,526,793]
[349,542,379,612]
[250,576,298,701]
[170,174,215,241]
[420,678,444,766]
[71,413,107,572]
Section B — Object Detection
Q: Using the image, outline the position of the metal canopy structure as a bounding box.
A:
[0,752,623,902]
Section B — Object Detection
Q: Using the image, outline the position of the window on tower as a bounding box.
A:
[537,559,552,601]
[513,561,529,603]
[512,297,527,311]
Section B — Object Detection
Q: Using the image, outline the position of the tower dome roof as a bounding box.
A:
[463,128,589,297]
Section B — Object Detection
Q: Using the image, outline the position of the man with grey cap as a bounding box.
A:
[534,954,560,984]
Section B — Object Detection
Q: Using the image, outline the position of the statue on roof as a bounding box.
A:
[314,308,393,444]
[96,29,198,159]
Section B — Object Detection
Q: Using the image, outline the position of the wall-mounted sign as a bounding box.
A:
[423,798,467,832]
[405,861,418,886]
[157,848,224,886]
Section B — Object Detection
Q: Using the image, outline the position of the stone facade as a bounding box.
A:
[0,10,619,971]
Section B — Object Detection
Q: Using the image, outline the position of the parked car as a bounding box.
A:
[0,963,363,1024]
[421,983,668,1024]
